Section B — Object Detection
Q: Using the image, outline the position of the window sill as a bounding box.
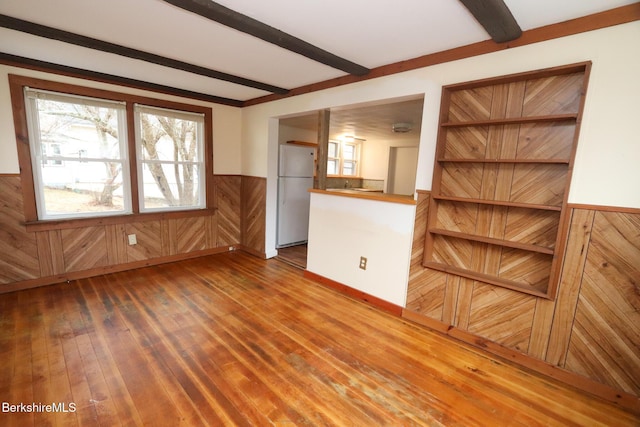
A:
[24,208,217,232]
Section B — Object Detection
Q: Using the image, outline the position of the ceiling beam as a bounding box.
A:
[161,0,371,76]
[0,14,288,94]
[0,52,244,106]
[458,0,522,43]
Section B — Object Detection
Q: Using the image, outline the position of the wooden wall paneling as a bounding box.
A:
[406,190,450,322]
[241,176,266,255]
[160,219,171,257]
[467,284,537,353]
[405,269,448,321]
[442,275,461,326]
[448,86,493,122]
[424,64,588,299]
[35,229,65,278]
[205,213,218,249]
[35,231,54,277]
[214,175,242,247]
[61,226,109,272]
[126,221,163,262]
[528,298,557,360]
[454,278,474,329]
[522,73,584,117]
[105,224,128,266]
[0,176,40,284]
[175,216,207,254]
[564,211,640,395]
[408,191,429,277]
[545,209,595,365]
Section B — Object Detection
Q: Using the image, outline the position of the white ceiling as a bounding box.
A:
[1,0,637,104]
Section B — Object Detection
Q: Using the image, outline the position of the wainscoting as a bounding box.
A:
[406,190,640,408]
[0,174,266,293]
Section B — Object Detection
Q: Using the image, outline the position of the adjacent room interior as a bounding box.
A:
[0,1,639,425]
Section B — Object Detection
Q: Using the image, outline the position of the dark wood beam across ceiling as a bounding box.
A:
[0,52,244,106]
[458,0,522,43]
[161,0,371,76]
[0,14,288,95]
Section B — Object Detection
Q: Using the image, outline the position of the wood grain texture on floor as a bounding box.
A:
[0,252,637,426]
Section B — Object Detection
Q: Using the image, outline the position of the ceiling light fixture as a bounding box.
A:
[392,122,412,133]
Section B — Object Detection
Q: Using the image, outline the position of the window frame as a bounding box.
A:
[326,139,361,177]
[9,74,215,230]
[134,104,206,213]
[24,87,133,220]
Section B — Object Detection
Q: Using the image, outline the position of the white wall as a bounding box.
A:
[0,66,243,175]
[307,192,415,306]
[360,138,420,189]
[241,22,639,306]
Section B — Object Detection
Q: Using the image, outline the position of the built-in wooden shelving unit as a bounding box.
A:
[423,62,591,299]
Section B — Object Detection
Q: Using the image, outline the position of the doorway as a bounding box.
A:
[387,146,419,195]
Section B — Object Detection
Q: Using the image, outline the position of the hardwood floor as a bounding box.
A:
[0,252,637,426]
[275,244,307,269]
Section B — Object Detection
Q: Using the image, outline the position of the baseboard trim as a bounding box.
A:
[0,246,235,294]
[303,270,403,316]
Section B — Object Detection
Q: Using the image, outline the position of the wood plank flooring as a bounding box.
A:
[275,244,307,269]
[0,251,637,426]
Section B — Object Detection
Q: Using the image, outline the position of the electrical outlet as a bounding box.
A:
[127,234,137,245]
[359,256,367,270]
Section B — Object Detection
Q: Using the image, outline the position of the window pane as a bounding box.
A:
[343,143,355,160]
[35,98,124,160]
[139,163,201,209]
[135,105,205,212]
[328,141,338,158]
[26,90,131,219]
[343,161,356,176]
[138,109,202,162]
[327,159,338,175]
[40,160,126,216]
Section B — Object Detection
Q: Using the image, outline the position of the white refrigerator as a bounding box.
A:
[277,144,315,248]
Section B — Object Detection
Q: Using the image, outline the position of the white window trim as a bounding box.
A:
[327,139,361,177]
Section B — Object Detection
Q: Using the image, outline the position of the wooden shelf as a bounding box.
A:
[423,261,550,299]
[432,195,563,212]
[422,65,589,300]
[441,113,577,128]
[429,228,555,255]
[438,158,570,164]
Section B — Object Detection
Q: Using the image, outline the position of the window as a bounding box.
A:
[327,139,361,176]
[134,105,205,212]
[25,88,131,219]
[10,75,213,224]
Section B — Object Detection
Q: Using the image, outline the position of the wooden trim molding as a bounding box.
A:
[0,246,235,295]
[8,74,215,226]
[309,188,416,205]
[0,6,635,108]
[568,203,640,215]
[244,5,640,106]
[303,270,403,316]
[24,208,218,232]
[304,264,640,413]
